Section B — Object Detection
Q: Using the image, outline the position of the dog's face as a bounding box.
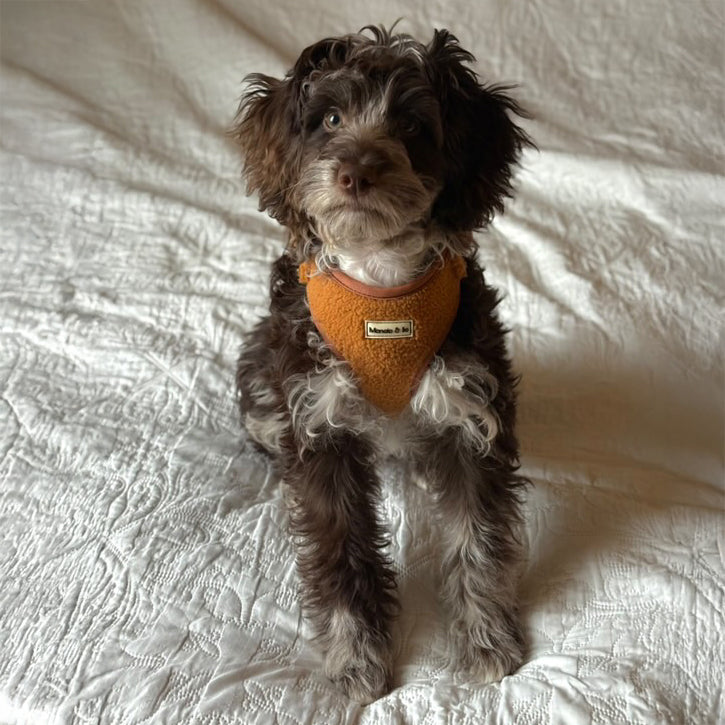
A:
[234,27,529,256]
[294,50,445,248]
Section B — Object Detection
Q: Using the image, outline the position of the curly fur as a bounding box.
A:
[232,25,532,702]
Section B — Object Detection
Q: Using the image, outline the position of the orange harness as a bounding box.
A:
[299,255,467,416]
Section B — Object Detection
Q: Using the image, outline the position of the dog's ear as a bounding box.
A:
[425,30,532,231]
[232,38,352,227]
[232,72,298,226]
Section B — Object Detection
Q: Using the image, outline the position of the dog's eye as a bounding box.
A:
[323,110,343,131]
[400,117,421,136]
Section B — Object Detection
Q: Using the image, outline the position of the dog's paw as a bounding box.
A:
[461,643,523,684]
[327,656,391,703]
[324,613,392,702]
[454,618,525,684]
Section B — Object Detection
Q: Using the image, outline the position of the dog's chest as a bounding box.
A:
[299,256,467,416]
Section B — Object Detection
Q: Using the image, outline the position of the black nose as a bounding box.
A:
[336,151,388,196]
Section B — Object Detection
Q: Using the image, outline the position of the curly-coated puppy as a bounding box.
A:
[232,25,531,702]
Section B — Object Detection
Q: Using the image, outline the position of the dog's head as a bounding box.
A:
[233,26,530,257]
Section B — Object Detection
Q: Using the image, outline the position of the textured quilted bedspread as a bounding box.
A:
[1,1,723,723]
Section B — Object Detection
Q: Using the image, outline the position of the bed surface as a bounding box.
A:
[1,1,723,723]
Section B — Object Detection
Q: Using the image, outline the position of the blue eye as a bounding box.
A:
[324,110,343,130]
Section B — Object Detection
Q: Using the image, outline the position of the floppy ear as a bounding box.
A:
[231,38,352,227]
[426,30,533,231]
[232,72,300,226]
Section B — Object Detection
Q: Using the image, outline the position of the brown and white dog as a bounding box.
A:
[233,26,532,702]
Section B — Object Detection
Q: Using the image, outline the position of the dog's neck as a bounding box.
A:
[318,227,445,288]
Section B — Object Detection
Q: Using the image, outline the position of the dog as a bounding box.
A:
[233,25,532,702]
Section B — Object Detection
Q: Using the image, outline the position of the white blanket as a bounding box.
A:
[1,1,723,723]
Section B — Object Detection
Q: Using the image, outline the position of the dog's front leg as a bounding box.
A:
[283,434,397,702]
[423,431,526,682]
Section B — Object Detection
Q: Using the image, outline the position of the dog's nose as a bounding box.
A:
[337,162,375,195]
[337,153,386,196]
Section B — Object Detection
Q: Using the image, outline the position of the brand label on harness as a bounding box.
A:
[365,320,414,339]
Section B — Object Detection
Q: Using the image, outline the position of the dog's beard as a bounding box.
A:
[298,156,439,252]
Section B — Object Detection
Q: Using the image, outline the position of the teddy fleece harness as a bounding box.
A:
[299,254,467,416]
